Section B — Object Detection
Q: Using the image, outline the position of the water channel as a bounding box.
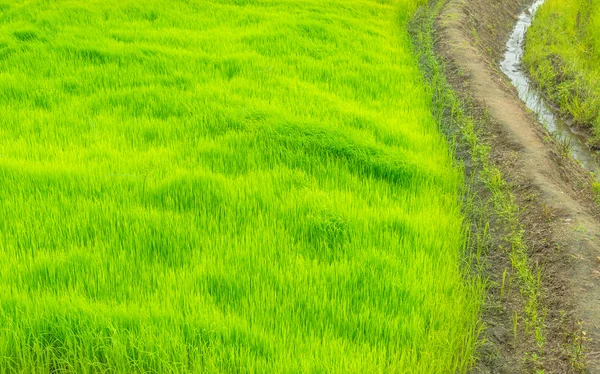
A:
[499,0,600,175]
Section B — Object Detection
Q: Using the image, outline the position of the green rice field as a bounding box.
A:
[0,0,482,372]
[524,0,600,142]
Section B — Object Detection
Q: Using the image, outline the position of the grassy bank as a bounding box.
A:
[524,0,600,146]
[0,0,483,372]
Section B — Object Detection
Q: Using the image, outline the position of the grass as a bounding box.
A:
[523,0,600,145]
[0,0,484,372]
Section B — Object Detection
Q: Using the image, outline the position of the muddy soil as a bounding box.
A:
[436,0,600,372]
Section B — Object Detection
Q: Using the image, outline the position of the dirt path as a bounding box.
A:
[437,0,600,372]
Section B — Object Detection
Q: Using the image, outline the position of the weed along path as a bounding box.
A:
[438,0,600,371]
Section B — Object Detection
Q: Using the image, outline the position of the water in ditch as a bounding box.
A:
[499,0,600,175]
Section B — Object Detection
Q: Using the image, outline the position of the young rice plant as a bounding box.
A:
[0,0,482,372]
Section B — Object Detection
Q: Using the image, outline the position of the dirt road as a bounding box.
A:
[437,0,600,372]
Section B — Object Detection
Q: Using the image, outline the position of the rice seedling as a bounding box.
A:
[0,0,482,372]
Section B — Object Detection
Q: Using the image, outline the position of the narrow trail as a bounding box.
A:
[437,0,600,371]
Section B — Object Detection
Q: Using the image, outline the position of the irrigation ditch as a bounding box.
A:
[413,0,600,371]
[500,0,600,177]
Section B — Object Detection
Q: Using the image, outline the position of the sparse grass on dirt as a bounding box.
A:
[412,3,546,370]
[0,0,484,372]
[524,0,600,145]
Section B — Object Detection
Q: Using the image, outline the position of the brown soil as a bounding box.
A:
[436,0,600,372]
